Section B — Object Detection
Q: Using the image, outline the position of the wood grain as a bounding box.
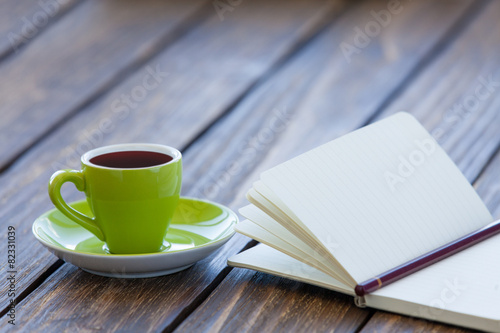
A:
[181,0,479,207]
[0,0,349,331]
[177,268,370,333]
[0,0,79,59]
[360,311,480,333]
[0,0,209,172]
[357,0,500,331]
[360,149,500,333]
[1,240,241,332]
[174,0,497,332]
[0,0,497,331]
[374,0,500,182]
[475,152,500,219]
[184,2,480,207]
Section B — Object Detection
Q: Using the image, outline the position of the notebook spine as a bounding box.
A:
[354,296,367,308]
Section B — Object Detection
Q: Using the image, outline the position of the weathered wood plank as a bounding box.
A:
[356,0,500,331]
[0,0,80,59]
[177,268,370,333]
[172,0,492,331]
[183,0,500,327]
[3,0,496,327]
[359,151,500,333]
[0,0,209,172]
[373,0,500,183]
[0,0,348,330]
[182,0,481,204]
[475,152,500,219]
[360,312,479,333]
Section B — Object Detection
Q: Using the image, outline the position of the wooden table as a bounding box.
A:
[1,0,499,331]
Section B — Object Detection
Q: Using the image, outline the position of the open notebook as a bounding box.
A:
[228,113,499,332]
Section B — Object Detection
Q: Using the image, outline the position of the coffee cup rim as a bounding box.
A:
[81,143,182,170]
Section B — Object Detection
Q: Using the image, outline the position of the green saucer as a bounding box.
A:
[33,197,238,278]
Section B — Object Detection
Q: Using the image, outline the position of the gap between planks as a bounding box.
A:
[179,0,362,154]
[161,240,258,333]
[0,0,215,175]
[0,0,356,321]
[342,1,495,331]
[0,1,83,63]
[3,0,493,330]
[470,140,500,185]
[0,259,63,318]
[161,1,496,331]
[361,0,491,129]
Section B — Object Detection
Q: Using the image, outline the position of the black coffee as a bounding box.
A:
[90,151,173,168]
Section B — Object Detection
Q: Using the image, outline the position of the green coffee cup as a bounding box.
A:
[48,144,182,254]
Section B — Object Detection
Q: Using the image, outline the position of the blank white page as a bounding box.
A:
[237,207,351,284]
[228,239,500,331]
[370,232,500,332]
[245,190,353,284]
[228,244,353,295]
[239,205,314,260]
[260,113,493,282]
[235,219,336,278]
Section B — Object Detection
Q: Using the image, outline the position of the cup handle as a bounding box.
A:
[48,170,105,241]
